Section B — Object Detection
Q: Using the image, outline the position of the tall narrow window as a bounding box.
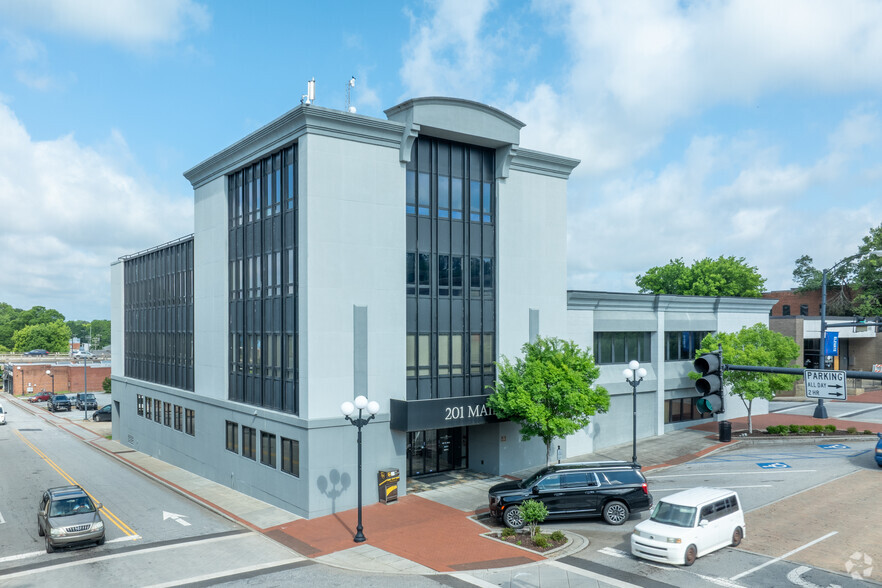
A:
[261,431,277,468]
[281,437,300,477]
[225,421,238,453]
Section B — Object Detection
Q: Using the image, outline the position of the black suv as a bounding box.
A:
[48,395,71,412]
[75,393,97,410]
[488,461,652,528]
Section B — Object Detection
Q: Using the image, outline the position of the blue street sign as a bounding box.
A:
[817,444,850,449]
[757,462,791,469]
[824,332,839,356]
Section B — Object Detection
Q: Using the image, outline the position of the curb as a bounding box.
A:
[479,529,588,559]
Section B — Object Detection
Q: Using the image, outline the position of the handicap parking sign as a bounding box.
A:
[757,462,791,469]
[817,444,850,450]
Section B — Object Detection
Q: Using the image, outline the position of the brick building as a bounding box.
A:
[2,363,111,396]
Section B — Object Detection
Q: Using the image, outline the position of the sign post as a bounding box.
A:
[804,369,847,400]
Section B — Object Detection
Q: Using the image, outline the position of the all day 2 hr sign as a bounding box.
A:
[803,369,847,400]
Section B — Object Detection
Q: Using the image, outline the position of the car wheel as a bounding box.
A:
[602,501,629,525]
[503,505,525,529]
[684,544,697,566]
[731,526,743,547]
[45,537,55,554]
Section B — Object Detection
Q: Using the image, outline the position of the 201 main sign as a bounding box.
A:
[390,395,500,432]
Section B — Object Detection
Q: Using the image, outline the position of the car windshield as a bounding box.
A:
[650,501,697,528]
[518,469,549,489]
[50,496,95,517]
[56,396,68,401]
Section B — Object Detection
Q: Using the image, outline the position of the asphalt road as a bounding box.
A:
[547,438,880,587]
[0,398,307,587]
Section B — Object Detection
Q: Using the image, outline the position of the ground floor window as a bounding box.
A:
[185,408,195,436]
[406,427,468,477]
[260,431,276,468]
[226,421,238,453]
[281,437,300,477]
[242,426,256,460]
[137,394,144,416]
[664,396,709,424]
[174,405,182,431]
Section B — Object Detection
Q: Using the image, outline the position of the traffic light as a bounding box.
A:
[694,351,724,414]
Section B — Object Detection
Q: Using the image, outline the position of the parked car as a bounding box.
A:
[29,392,54,403]
[92,405,112,422]
[488,461,653,529]
[24,349,49,356]
[0,404,6,425]
[72,351,95,359]
[75,393,98,410]
[876,433,882,468]
[631,487,745,566]
[38,485,105,553]
[48,395,71,412]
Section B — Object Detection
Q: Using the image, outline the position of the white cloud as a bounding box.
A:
[0,0,210,50]
[566,113,882,294]
[399,0,499,100]
[511,0,882,172]
[0,101,192,319]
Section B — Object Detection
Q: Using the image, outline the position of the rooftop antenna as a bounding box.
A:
[301,77,315,105]
[345,76,356,113]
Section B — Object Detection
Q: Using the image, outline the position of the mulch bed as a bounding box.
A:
[731,430,878,438]
[486,530,568,553]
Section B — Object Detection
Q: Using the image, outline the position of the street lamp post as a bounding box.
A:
[46,370,55,394]
[815,249,882,419]
[623,360,647,465]
[340,395,380,543]
[83,356,89,420]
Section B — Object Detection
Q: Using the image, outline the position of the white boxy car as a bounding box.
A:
[631,487,744,566]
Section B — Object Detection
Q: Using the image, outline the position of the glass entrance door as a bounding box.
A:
[407,427,468,477]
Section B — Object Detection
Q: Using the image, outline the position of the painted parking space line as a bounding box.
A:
[729,531,838,581]
[836,405,882,418]
[652,484,773,493]
[647,470,816,478]
[0,510,5,524]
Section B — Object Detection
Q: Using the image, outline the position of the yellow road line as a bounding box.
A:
[14,430,139,538]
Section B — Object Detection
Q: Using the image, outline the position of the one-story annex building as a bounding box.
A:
[110,97,772,519]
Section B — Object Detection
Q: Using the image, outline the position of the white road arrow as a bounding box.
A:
[786,566,841,588]
[163,511,191,526]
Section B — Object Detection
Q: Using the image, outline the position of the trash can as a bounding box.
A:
[378,469,399,504]
[719,420,732,443]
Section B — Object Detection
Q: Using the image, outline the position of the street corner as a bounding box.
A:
[743,469,882,583]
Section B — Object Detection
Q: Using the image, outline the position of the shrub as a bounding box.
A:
[797,425,811,434]
[501,527,516,539]
[520,499,548,539]
[766,425,783,434]
[550,530,565,542]
[788,424,800,434]
[864,430,872,435]
[825,424,836,433]
[811,425,824,434]
[847,427,858,434]
[779,429,790,436]
[533,533,550,549]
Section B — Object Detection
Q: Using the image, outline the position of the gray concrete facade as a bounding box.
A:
[111,98,577,519]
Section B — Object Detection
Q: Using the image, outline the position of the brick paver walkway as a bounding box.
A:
[264,494,544,572]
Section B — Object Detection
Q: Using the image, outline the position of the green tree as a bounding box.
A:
[102,377,112,394]
[853,224,882,316]
[487,337,609,464]
[693,324,800,433]
[520,499,548,539]
[636,256,766,298]
[12,320,72,353]
[792,255,855,315]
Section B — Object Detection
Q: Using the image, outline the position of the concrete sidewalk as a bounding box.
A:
[9,391,881,580]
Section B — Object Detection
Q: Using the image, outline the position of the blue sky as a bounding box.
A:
[2,0,882,321]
